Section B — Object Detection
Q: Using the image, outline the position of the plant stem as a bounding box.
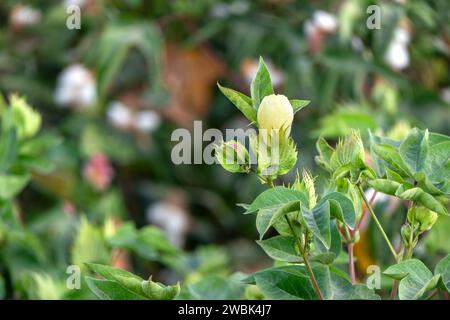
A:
[284,216,325,300]
[358,185,398,261]
[348,243,356,284]
[425,288,439,300]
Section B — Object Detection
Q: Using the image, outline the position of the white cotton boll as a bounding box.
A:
[210,3,230,18]
[392,27,411,45]
[228,1,250,15]
[107,101,133,129]
[384,42,410,70]
[54,64,97,108]
[313,10,338,33]
[11,5,42,26]
[134,110,161,133]
[146,202,189,248]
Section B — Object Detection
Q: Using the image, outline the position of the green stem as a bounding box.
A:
[284,216,325,300]
[358,185,398,261]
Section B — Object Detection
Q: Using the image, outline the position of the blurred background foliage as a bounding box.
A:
[0,0,449,299]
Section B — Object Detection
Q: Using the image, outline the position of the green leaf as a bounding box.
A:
[315,137,334,171]
[319,192,356,229]
[302,201,331,249]
[399,128,429,174]
[372,143,412,177]
[435,254,450,293]
[250,57,274,109]
[85,263,144,295]
[395,187,447,215]
[0,128,17,172]
[312,220,342,262]
[0,173,30,199]
[368,179,402,196]
[252,265,316,300]
[384,259,439,300]
[85,277,146,300]
[426,141,450,184]
[141,277,180,300]
[189,274,245,300]
[256,235,301,263]
[245,187,308,214]
[290,100,310,114]
[256,201,300,239]
[218,83,257,122]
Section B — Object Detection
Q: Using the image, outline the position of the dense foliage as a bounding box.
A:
[0,0,449,300]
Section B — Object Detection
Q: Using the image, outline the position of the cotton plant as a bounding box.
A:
[213,58,450,300]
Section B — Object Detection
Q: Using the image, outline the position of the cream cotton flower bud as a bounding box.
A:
[257,94,294,138]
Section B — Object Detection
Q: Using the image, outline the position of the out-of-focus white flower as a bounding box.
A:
[146,201,190,248]
[210,1,249,18]
[54,64,97,109]
[107,102,161,133]
[241,58,285,88]
[351,37,364,52]
[313,10,338,33]
[107,101,133,129]
[228,1,249,15]
[64,0,87,7]
[135,111,161,133]
[440,87,450,103]
[384,27,411,70]
[10,5,42,27]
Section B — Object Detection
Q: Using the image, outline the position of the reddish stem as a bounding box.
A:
[348,243,356,284]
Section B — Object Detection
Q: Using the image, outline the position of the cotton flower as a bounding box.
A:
[384,27,411,70]
[313,10,338,33]
[64,0,88,7]
[10,5,42,28]
[107,101,133,130]
[135,111,161,133]
[54,64,97,109]
[304,10,338,54]
[107,101,161,134]
[257,94,293,138]
[82,153,114,192]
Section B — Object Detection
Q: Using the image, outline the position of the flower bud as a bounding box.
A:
[257,94,293,139]
[215,140,250,173]
[407,206,438,233]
